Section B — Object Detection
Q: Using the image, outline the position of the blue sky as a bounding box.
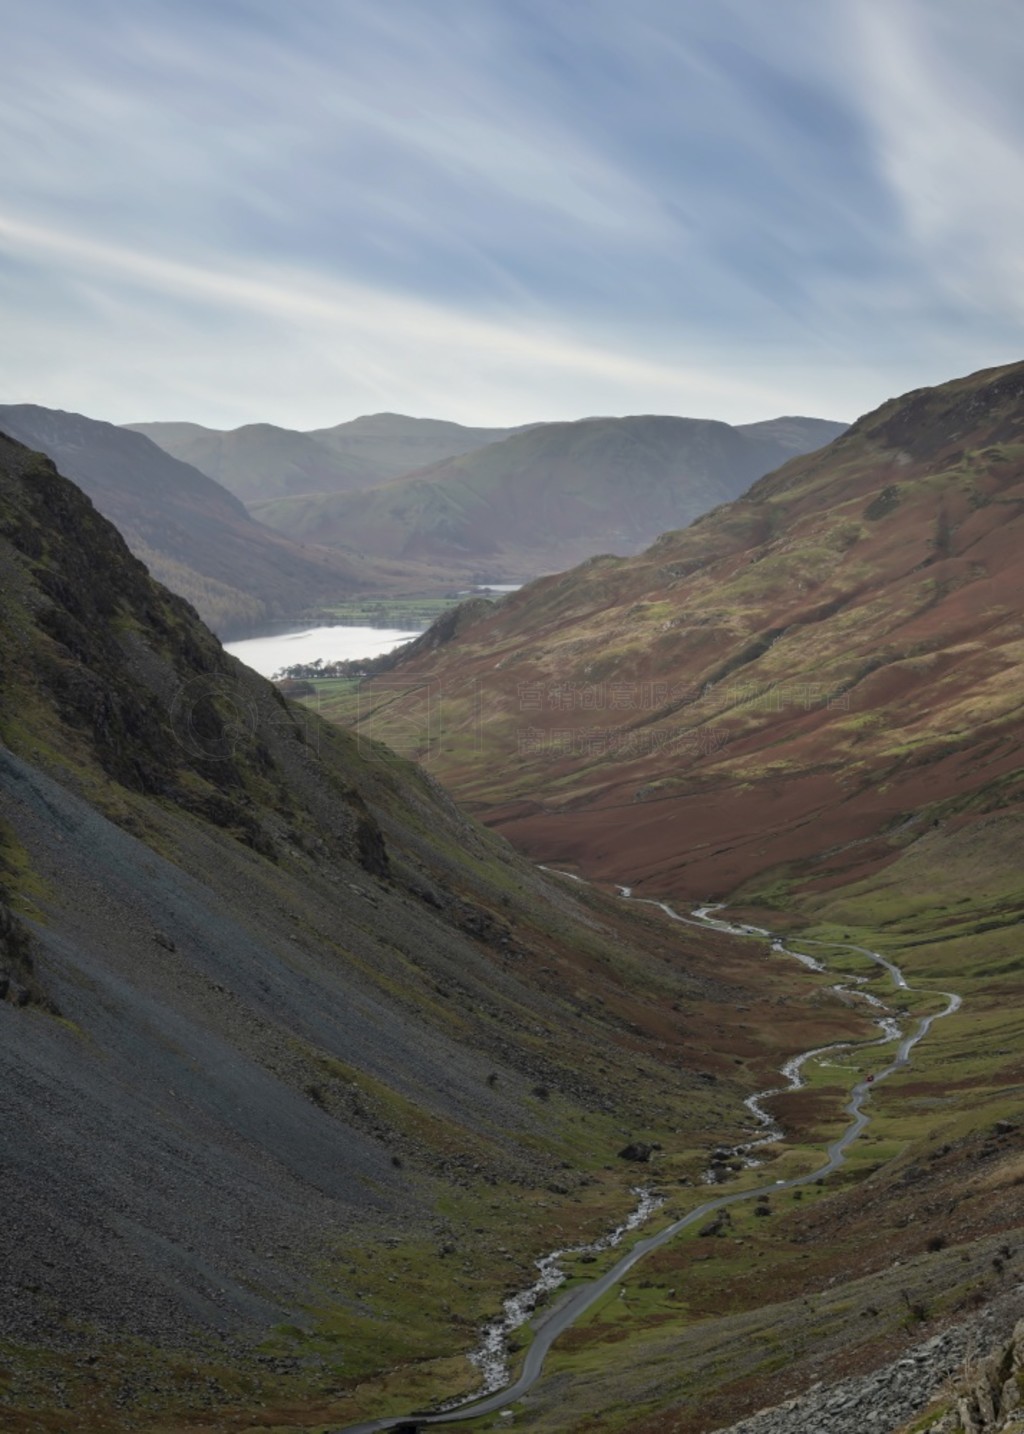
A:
[1,0,1021,429]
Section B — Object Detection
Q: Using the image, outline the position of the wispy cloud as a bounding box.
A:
[0,0,1020,428]
[852,0,1024,329]
[0,211,808,424]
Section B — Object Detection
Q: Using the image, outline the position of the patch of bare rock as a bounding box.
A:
[709,1287,1024,1434]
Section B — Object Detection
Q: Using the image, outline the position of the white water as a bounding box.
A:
[444,1187,663,1406]
[625,897,918,1183]
[437,891,908,1401]
[337,884,961,1434]
[224,625,420,678]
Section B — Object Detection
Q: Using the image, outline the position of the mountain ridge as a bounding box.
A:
[250,412,848,578]
[0,405,447,636]
[336,360,1024,900]
[128,411,538,503]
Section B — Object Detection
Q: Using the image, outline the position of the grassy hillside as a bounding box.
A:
[252,414,846,577]
[308,411,537,485]
[126,419,380,500]
[313,361,1024,1430]
[334,362,1024,902]
[0,431,852,1431]
[737,414,852,454]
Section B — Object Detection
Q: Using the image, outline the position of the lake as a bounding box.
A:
[224,625,421,678]
[225,586,522,678]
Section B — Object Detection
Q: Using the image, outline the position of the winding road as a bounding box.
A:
[336,893,961,1434]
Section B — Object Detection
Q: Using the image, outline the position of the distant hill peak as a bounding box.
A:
[0,404,402,635]
[347,358,1024,903]
[248,410,849,577]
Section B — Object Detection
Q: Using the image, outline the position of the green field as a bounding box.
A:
[314,594,469,629]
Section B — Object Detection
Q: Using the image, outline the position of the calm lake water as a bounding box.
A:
[225,587,522,678]
[224,625,420,678]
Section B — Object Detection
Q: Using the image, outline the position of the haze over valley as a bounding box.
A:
[134,410,848,582]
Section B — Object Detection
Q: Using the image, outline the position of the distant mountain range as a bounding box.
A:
[0,406,445,635]
[127,412,536,502]
[0,404,847,632]
[242,413,848,577]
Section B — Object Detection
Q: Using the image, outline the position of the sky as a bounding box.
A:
[1,0,1022,431]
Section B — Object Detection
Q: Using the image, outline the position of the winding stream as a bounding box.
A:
[435,1187,663,1410]
[337,891,961,1434]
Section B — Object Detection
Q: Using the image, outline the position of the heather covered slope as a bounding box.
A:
[0,406,431,636]
[339,361,1024,901]
[0,432,842,1429]
[252,413,846,577]
[318,362,1024,1432]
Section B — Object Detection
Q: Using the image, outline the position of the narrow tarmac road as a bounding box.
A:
[336,896,961,1434]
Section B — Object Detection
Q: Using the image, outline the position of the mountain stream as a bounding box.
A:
[336,887,961,1433]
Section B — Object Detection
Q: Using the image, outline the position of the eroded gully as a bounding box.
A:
[337,888,961,1433]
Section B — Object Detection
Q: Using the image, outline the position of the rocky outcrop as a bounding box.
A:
[0,895,55,1012]
[709,1291,1024,1434]
[918,1318,1024,1432]
[617,1140,660,1163]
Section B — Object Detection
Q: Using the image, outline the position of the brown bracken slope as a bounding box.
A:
[342,361,1024,902]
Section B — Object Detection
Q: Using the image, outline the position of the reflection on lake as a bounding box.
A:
[224,625,420,679]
